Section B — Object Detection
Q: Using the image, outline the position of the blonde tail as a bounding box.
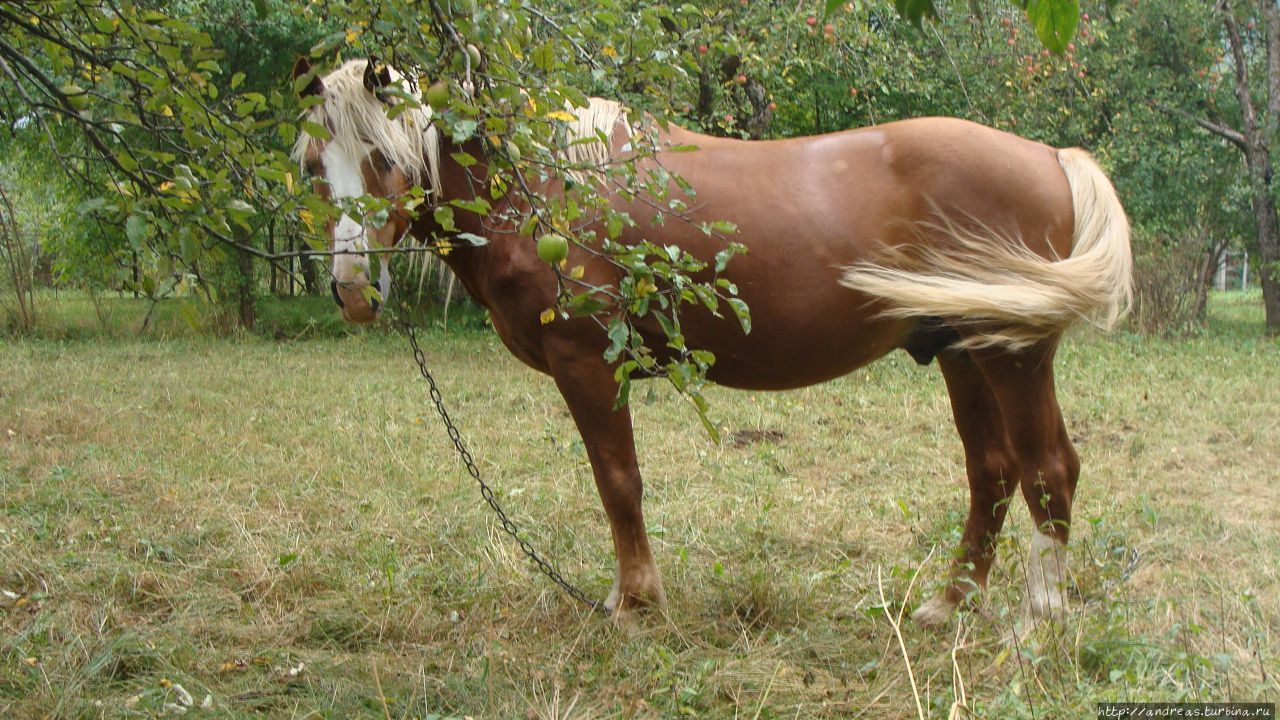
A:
[839,148,1133,350]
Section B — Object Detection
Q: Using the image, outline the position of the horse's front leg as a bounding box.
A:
[544,336,665,616]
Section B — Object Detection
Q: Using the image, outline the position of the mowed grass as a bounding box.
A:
[2,292,1278,718]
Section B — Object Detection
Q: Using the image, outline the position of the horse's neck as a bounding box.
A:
[419,136,500,302]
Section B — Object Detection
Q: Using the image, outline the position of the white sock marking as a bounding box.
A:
[1023,529,1069,619]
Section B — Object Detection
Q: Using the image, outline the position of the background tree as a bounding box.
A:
[1176,0,1280,334]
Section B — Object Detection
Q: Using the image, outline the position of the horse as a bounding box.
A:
[290,57,1132,628]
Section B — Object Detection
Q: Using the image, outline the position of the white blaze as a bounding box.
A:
[322,142,373,291]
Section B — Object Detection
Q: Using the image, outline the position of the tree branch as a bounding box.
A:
[1218,0,1259,141]
[0,35,154,193]
[1159,102,1248,150]
[1265,0,1280,137]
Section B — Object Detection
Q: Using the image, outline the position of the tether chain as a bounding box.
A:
[402,318,606,614]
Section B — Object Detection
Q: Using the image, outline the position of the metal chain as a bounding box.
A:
[402,318,606,614]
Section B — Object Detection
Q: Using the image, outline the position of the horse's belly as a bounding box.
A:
[688,313,912,391]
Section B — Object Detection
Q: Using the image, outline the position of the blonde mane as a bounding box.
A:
[564,97,632,177]
[294,61,631,196]
[292,60,442,198]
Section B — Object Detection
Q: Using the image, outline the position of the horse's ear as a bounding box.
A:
[292,56,322,97]
[363,56,392,93]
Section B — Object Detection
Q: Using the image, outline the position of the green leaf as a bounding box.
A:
[434,206,458,232]
[299,120,331,141]
[1025,0,1078,53]
[909,0,936,27]
[727,297,751,335]
[708,219,737,235]
[568,293,609,316]
[896,0,936,28]
[690,392,720,444]
[125,214,148,249]
[178,228,198,263]
[714,243,746,273]
[612,361,638,410]
[450,198,491,215]
[518,214,538,237]
[824,0,844,19]
[115,150,139,172]
[655,311,679,346]
[386,101,412,121]
[450,119,478,143]
[532,44,556,72]
[604,317,630,364]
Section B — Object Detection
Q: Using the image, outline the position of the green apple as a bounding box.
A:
[536,233,569,265]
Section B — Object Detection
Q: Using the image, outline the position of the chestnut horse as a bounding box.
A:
[292,58,1132,627]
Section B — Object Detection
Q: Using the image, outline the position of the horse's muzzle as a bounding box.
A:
[331,280,380,325]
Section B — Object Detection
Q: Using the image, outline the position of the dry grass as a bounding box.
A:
[2,292,1278,718]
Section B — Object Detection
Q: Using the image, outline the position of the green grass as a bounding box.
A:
[5,289,365,340]
[2,292,1278,718]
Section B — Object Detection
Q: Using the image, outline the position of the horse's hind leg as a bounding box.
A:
[969,338,1080,625]
[914,349,1020,626]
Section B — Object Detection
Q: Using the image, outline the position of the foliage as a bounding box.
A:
[1130,235,1216,337]
[0,1,311,323]
[0,186,37,332]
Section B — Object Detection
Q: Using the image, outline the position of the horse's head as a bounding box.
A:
[291,57,441,324]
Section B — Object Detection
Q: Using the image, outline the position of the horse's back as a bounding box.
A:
[660,117,1073,259]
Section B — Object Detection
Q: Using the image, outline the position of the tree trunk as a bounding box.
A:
[131,250,141,298]
[1257,0,1280,332]
[235,245,255,331]
[300,250,319,295]
[1246,147,1280,332]
[1195,237,1231,324]
[267,220,278,295]
[742,78,774,140]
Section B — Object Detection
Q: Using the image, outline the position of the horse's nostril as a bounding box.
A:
[371,297,381,313]
[330,280,344,309]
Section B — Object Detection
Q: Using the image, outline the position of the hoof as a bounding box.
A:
[912,593,959,627]
[604,569,666,618]
[1009,587,1070,643]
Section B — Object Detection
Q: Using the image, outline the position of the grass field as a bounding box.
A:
[2,292,1278,718]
